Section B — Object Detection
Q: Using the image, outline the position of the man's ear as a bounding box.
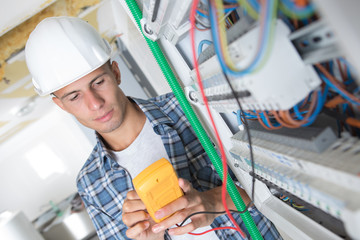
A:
[52,96,67,112]
[111,61,121,85]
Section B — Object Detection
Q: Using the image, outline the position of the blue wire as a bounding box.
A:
[342,103,350,131]
[224,0,238,3]
[236,110,242,126]
[293,92,314,120]
[281,0,315,16]
[337,57,355,84]
[290,85,328,127]
[237,109,283,129]
[346,66,352,80]
[196,9,208,18]
[293,105,305,120]
[247,0,260,12]
[259,111,281,127]
[210,0,256,76]
[319,73,360,106]
[301,18,309,25]
[260,112,271,128]
[243,111,257,118]
[302,86,328,127]
[198,40,213,57]
[196,7,237,19]
[339,57,357,76]
[224,7,238,14]
[343,103,349,113]
[208,0,274,77]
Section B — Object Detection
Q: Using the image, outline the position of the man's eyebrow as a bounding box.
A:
[89,73,107,85]
[60,73,107,100]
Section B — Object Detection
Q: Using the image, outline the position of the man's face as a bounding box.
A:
[53,62,128,134]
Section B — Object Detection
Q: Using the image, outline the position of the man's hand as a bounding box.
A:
[151,178,248,236]
[152,178,251,236]
[122,190,165,240]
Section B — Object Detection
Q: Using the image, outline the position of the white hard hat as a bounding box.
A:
[25,17,111,96]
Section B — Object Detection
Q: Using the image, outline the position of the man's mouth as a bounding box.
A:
[95,110,113,122]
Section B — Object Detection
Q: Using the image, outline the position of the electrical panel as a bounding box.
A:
[119,0,360,239]
[141,0,192,43]
[190,20,321,111]
[230,129,360,237]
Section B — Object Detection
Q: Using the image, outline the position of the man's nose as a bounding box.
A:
[85,91,104,110]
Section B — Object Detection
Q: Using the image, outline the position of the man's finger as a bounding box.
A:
[154,195,190,221]
[152,209,191,233]
[168,221,196,236]
[126,190,140,200]
[125,221,150,239]
[178,178,192,193]
[123,210,150,228]
[123,198,146,213]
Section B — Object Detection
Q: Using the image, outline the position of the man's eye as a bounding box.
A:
[95,79,104,85]
[70,94,79,101]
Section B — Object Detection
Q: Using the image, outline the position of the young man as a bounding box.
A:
[25,17,281,240]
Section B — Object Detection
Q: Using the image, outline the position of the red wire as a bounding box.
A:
[190,0,246,238]
[175,224,238,236]
[188,226,238,235]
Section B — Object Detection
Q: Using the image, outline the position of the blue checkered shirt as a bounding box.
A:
[77,93,281,240]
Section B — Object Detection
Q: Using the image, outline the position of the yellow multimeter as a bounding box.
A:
[132,158,183,223]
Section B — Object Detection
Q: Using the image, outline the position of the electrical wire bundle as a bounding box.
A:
[201,0,360,134]
[280,195,308,212]
[189,0,360,237]
[317,61,360,136]
[190,0,259,238]
[238,0,315,20]
[233,58,360,135]
[195,0,241,31]
[209,0,278,76]
[189,0,319,237]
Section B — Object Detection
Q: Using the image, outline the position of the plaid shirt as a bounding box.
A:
[77,93,281,240]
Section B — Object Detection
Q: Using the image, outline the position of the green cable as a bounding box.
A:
[125,1,263,239]
[238,0,259,19]
[252,0,278,74]
[279,2,315,20]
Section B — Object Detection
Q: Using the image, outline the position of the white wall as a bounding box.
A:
[0,103,93,221]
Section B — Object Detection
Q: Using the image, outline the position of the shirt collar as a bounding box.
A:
[132,97,174,127]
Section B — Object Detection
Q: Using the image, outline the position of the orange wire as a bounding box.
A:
[256,111,282,130]
[346,118,360,129]
[336,59,347,82]
[295,0,307,7]
[194,24,209,31]
[197,8,207,15]
[256,111,274,130]
[224,4,239,9]
[273,91,318,128]
[271,110,298,128]
[282,110,305,127]
[325,95,346,108]
[292,18,299,29]
[263,111,283,129]
[300,96,309,108]
[280,111,300,126]
[316,64,360,104]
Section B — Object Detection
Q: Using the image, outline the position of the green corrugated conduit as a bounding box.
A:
[124,1,263,239]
